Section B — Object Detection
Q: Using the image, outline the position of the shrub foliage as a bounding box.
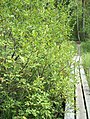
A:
[0,0,75,119]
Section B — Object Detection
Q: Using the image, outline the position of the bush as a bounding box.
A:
[0,0,75,118]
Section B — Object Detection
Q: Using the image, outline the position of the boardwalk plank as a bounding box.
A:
[76,80,87,119]
[79,59,90,119]
[64,55,90,119]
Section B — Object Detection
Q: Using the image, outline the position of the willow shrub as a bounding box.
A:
[0,0,75,119]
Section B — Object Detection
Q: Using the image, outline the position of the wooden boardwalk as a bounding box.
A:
[76,58,87,119]
[79,58,90,119]
[64,53,90,119]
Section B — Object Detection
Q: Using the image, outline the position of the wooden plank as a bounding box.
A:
[64,102,74,119]
[75,55,87,119]
[76,80,87,119]
[65,45,90,119]
[79,58,90,119]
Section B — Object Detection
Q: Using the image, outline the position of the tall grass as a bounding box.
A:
[81,40,90,87]
[81,40,90,53]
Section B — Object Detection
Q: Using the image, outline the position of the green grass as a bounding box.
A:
[81,41,90,87]
[81,40,90,53]
[82,53,90,87]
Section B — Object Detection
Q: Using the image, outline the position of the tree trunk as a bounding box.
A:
[82,0,85,40]
[77,8,80,42]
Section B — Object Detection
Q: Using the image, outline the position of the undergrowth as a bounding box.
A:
[81,40,90,87]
